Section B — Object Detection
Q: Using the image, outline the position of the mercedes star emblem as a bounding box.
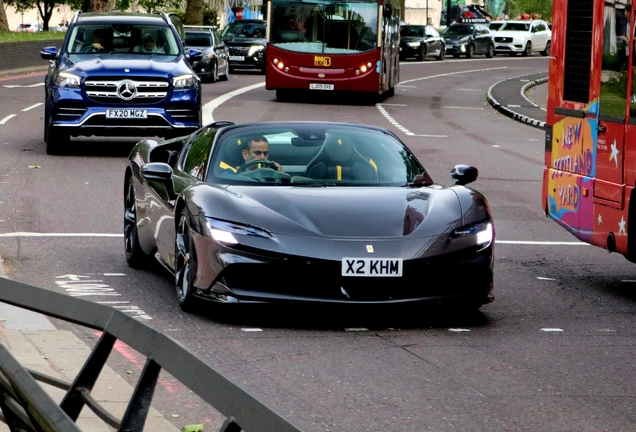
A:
[117,81,137,101]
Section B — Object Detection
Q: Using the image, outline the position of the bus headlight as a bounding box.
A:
[248,45,265,57]
[356,61,373,75]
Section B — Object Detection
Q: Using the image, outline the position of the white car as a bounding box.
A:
[491,20,551,56]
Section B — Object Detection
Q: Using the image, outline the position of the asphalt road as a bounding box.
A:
[2,56,636,432]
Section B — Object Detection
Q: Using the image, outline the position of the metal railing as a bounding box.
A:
[0,277,304,432]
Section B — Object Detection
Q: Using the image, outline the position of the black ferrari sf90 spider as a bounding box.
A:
[123,121,494,311]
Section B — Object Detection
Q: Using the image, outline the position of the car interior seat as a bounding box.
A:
[218,138,248,173]
[305,133,378,181]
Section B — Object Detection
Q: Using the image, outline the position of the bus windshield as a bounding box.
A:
[270,0,379,54]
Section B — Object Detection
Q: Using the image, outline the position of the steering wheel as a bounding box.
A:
[236,159,280,173]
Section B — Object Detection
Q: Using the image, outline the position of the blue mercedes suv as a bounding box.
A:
[40,11,202,154]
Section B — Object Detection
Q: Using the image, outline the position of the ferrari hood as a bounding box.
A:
[223,186,462,238]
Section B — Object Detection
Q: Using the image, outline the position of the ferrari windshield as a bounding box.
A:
[201,124,427,186]
[270,0,379,53]
[67,24,180,55]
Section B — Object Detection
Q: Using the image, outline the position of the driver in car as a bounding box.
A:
[241,136,284,172]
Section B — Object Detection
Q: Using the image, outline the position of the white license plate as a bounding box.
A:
[309,83,334,90]
[106,109,147,119]
[342,258,403,277]
[229,55,245,61]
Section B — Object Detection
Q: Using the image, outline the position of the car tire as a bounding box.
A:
[436,46,445,61]
[45,125,69,155]
[210,62,218,83]
[175,208,198,312]
[418,45,427,61]
[486,44,494,58]
[124,177,149,268]
[522,42,531,57]
[466,44,475,59]
[541,40,551,56]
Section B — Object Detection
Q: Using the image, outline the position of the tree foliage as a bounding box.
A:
[506,0,552,22]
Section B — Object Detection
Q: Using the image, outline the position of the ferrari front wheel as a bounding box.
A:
[124,178,149,268]
[175,209,198,312]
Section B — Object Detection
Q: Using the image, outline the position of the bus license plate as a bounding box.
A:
[341,258,403,277]
[229,56,245,61]
[310,83,334,90]
[106,109,147,119]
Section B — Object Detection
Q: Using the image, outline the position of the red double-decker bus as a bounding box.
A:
[263,0,401,100]
[543,0,636,260]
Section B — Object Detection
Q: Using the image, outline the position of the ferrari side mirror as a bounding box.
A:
[450,164,478,185]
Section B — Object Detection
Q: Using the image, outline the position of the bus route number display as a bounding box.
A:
[314,56,332,67]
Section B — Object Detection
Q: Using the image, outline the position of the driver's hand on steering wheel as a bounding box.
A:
[272,161,284,172]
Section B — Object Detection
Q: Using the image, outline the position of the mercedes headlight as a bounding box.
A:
[451,220,493,246]
[55,72,80,88]
[407,41,421,47]
[205,218,273,245]
[173,74,198,89]
[248,45,265,57]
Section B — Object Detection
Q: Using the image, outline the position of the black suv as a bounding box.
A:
[442,23,494,58]
[221,19,266,73]
[40,11,202,154]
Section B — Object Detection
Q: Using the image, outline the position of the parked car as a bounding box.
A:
[123,121,495,312]
[443,23,495,58]
[488,20,506,31]
[220,19,266,73]
[399,25,446,61]
[40,11,203,155]
[490,19,551,56]
[15,23,41,32]
[184,27,229,83]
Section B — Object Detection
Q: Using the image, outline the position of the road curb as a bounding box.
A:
[487,73,548,130]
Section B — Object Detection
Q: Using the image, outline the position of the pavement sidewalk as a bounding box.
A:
[0,265,179,431]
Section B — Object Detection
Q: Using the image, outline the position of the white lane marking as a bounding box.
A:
[507,104,521,107]
[396,85,417,88]
[56,274,152,320]
[541,328,564,332]
[381,103,408,106]
[443,106,484,110]
[202,82,265,124]
[0,115,17,125]
[22,103,43,112]
[0,232,122,237]
[376,104,447,137]
[103,273,126,276]
[0,232,591,246]
[378,67,508,136]
[242,328,263,332]
[537,277,556,281]
[449,328,471,332]
[3,83,44,88]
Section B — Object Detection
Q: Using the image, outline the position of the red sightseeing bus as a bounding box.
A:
[543,0,636,259]
[263,0,401,100]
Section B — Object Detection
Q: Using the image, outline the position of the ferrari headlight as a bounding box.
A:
[248,45,265,57]
[451,221,493,246]
[407,41,421,47]
[205,218,273,245]
[55,72,80,88]
[173,74,197,89]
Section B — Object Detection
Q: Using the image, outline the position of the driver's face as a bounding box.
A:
[242,140,269,161]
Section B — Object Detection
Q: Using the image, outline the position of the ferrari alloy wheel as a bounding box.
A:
[175,210,198,312]
[124,178,148,268]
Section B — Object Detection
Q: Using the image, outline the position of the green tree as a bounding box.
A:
[507,0,552,22]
